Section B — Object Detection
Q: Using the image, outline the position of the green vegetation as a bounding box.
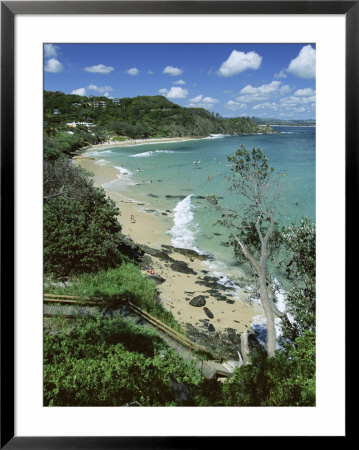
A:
[207,146,315,404]
[207,145,284,357]
[222,331,315,406]
[252,117,316,126]
[44,159,124,277]
[43,90,272,161]
[44,264,181,332]
[43,90,315,406]
[44,315,204,406]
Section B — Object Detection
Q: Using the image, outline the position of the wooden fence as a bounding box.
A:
[43,293,224,363]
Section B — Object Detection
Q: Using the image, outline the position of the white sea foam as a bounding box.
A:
[167,195,199,250]
[95,159,108,166]
[84,149,113,156]
[129,149,176,158]
[101,165,135,188]
[205,134,228,139]
[201,259,244,300]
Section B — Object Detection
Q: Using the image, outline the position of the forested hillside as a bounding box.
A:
[44,91,272,140]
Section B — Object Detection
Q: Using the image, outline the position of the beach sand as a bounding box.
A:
[76,142,262,341]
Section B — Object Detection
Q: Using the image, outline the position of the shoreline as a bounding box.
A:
[78,136,203,154]
[75,142,262,354]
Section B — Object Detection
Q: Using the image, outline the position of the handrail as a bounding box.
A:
[44,294,224,363]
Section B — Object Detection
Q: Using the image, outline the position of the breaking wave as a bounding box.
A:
[129,149,176,158]
[167,195,199,250]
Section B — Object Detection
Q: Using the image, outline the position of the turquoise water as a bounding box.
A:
[86,126,315,279]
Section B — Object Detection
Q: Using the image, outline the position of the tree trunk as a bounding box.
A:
[258,275,276,358]
[240,330,250,365]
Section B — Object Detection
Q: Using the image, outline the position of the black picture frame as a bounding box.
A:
[1,1,353,447]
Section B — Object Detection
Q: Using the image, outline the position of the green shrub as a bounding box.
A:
[44,316,204,406]
[44,264,180,331]
[44,160,123,277]
[222,331,315,406]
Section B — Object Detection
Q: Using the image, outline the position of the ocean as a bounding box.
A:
[85,126,315,288]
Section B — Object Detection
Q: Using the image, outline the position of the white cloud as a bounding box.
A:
[240,80,281,96]
[173,79,186,85]
[286,45,316,79]
[274,70,287,79]
[84,64,114,74]
[71,88,87,96]
[237,81,290,103]
[224,100,246,111]
[188,94,219,109]
[280,85,291,95]
[166,87,188,99]
[217,50,262,77]
[280,94,315,107]
[252,102,278,111]
[163,66,183,76]
[293,87,315,97]
[127,67,139,76]
[87,84,113,94]
[44,58,63,73]
[71,84,114,97]
[159,87,188,99]
[44,44,59,58]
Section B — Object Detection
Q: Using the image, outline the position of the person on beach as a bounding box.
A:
[130,214,136,223]
[149,268,155,275]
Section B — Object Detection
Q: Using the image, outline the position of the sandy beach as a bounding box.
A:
[75,141,262,348]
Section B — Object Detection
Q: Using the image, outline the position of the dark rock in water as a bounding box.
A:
[148,193,159,198]
[166,210,172,213]
[165,195,186,200]
[189,295,207,307]
[170,261,197,275]
[194,195,206,199]
[145,209,157,213]
[169,374,190,403]
[196,275,235,291]
[203,307,214,319]
[161,212,168,216]
[214,233,222,236]
[226,299,235,304]
[208,324,216,332]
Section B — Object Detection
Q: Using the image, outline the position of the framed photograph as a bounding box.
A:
[1,1,352,446]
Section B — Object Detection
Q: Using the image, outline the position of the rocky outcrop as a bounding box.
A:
[161,245,209,261]
[189,295,207,307]
[185,323,245,359]
[203,307,214,319]
[170,261,197,275]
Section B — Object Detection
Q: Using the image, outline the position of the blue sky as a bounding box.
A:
[44,43,316,120]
